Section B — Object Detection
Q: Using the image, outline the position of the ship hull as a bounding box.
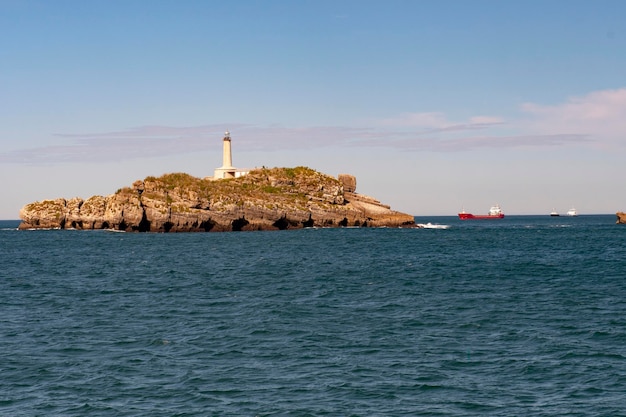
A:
[458,213,505,220]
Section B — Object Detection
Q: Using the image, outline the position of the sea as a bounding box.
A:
[1,215,626,416]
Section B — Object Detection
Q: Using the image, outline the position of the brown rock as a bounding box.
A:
[19,198,67,229]
[19,167,415,232]
[338,174,357,193]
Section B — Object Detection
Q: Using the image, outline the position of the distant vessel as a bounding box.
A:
[458,204,504,220]
[417,222,450,229]
[550,209,560,217]
[567,208,578,217]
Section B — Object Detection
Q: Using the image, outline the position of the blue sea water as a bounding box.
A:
[1,215,626,416]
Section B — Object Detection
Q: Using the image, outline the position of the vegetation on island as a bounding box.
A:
[117,166,344,214]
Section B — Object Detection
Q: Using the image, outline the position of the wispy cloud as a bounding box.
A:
[356,133,589,152]
[380,112,452,128]
[2,88,623,165]
[521,88,626,146]
[379,112,504,131]
[3,125,230,165]
[0,124,379,164]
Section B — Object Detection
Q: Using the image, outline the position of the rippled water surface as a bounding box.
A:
[2,216,626,416]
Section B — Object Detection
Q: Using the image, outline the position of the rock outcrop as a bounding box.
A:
[616,212,626,224]
[19,167,415,232]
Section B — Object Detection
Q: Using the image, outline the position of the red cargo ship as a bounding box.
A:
[458,204,504,220]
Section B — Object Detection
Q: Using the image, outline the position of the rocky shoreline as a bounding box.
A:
[19,167,415,232]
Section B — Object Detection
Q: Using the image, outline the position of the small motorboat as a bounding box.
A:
[417,222,450,229]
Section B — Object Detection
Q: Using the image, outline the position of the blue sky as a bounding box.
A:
[2,0,626,218]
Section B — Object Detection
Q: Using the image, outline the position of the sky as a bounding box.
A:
[2,0,626,218]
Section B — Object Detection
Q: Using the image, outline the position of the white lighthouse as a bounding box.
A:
[213,130,249,179]
[221,130,233,169]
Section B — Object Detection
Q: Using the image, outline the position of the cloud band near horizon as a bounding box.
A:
[1,88,623,165]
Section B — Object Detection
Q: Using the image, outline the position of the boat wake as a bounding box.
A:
[416,223,450,229]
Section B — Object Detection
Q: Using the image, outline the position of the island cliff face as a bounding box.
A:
[616,212,626,224]
[19,167,415,232]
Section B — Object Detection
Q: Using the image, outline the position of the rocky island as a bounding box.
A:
[19,167,415,232]
[616,212,626,224]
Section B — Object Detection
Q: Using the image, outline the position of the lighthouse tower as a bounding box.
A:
[221,130,233,169]
[213,131,237,179]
